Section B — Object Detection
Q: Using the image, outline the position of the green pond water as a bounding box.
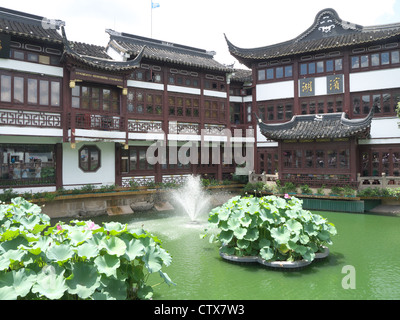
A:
[86,208,400,300]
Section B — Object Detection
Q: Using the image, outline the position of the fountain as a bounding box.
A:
[171,175,211,223]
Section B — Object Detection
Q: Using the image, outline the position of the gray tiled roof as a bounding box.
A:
[226,8,400,68]
[231,68,252,83]
[0,7,64,43]
[257,111,373,141]
[107,30,233,73]
[61,27,144,73]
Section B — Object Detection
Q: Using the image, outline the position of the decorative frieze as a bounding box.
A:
[0,109,61,127]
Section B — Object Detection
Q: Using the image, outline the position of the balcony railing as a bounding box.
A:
[0,109,62,128]
[358,173,400,189]
[71,113,124,131]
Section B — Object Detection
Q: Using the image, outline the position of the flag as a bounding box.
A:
[152,1,160,9]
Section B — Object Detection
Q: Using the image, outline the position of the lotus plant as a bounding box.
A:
[203,195,337,263]
[0,197,174,300]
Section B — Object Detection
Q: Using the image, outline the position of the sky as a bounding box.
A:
[1,0,400,68]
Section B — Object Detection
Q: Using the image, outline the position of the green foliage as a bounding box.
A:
[357,186,400,198]
[0,189,19,203]
[0,197,174,300]
[275,181,297,194]
[316,185,326,196]
[203,195,337,263]
[300,184,312,195]
[330,186,344,196]
[243,182,266,194]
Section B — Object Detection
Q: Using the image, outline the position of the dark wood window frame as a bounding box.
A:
[168,94,200,120]
[72,83,120,114]
[351,89,400,118]
[168,71,199,88]
[300,95,344,115]
[299,58,343,78]
[350,49,400,72]
[204,98,226,123]
[79,145,101,172]
[121,146,154,175]
[281,141,351,175]
[257,64,294,83]
[360,145,400,177]
[10,48,61,66]
[0,143,56,187]
[257,99,294,123]
[129,65,163,83]
[0,70,62,110]
[127,88,163,119]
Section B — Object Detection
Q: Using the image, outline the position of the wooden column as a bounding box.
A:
[293,59,300,115]
[350,138,358,182]
[55,143,63,190]
[115,143,122,186]
[343,49,352,117]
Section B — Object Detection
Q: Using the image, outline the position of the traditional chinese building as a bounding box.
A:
[0,7,253,194]
[226,8,400,186]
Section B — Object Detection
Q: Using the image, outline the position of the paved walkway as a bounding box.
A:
[368,205,400,216]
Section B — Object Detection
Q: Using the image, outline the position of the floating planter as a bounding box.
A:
[203,195,336,270]
[219,246,329,269]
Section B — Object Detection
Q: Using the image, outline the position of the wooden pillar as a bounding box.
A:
[55,143,63,190]
[277,140,283,181]
[350,138,358,182]
[121,77,129,146]
[62,68,71,143]
[293,59,300,115]
[115,143,122,187]
[343,49,352,117]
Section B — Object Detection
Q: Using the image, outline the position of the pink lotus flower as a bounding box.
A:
[85,221,100,231]
[284,193,291,199]
[56,224,63,231]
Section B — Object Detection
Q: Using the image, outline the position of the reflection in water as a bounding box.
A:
[55,209,400,300]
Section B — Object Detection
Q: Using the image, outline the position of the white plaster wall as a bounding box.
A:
[256,80,294,101]
[350,68,400,92]
[167,85,201,95]
[0,126,63,138]
[127,80,164,91]
[0,58,63,77]
[359,117,400,145]
[62,142,116,188]
[203,90,227,99]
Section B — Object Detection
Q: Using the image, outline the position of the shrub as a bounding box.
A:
[300,184,312,195]
[0,189,18,203]
[243,182,265,194]
[203,195,337,262]
[0,197,174,300]
[316,185,326,196]
[330,186,344,196]
[343,185,356,197]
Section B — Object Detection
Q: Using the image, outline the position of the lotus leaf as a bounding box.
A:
[46,244,75,263]
[32,266,68,300]
[260,247,274,261]
[204,195,336,264]
[66,261,101,299]
[143,246,163,273]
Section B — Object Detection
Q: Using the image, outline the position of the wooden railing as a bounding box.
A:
[0,109,62,128]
